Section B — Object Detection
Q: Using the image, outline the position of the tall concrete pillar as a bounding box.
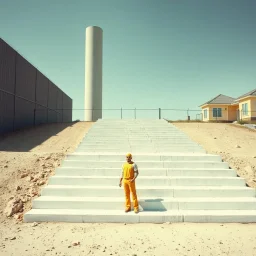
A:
[84,26,103,121]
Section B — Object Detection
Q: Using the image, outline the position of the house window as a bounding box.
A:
[204,109,207,118]
[213,108,222,117]
[242,103,248,116]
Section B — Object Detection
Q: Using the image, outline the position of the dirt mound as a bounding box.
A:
[0,122,93,224]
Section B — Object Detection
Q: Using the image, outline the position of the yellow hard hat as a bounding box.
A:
[126,153,132,158]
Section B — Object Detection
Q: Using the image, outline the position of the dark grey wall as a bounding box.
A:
[0,38,73,135]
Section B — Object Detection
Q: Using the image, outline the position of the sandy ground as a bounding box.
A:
[0,121,256,256]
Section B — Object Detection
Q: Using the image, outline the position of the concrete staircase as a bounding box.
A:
[24,119,256,223]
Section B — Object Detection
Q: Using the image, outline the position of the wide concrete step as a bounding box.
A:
[41,185,255,197]
[55,167,237,177]
[75,147,205,152]
[66,154,222,162]
[24,209,256,223]
[32,196,256,210]
[83,135,190,138]
[61,160,229,168]
[48,176,245,186]
[79,142,199,146]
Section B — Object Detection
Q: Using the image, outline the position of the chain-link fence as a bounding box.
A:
[66,108,256,123]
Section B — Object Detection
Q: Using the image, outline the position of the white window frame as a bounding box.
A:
[204,109,207,119]
[242,103,248,116]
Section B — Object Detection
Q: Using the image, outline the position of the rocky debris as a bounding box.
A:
[4,198,24,217]
[26,176,34,182]
[21,173,28,178]
[244,166,254,174]
[14,213,23,221]
[72,241,80,246]
[32,222,39,227]
[37,180,45,186]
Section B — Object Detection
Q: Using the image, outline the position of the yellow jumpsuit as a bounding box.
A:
[122,162,139,211]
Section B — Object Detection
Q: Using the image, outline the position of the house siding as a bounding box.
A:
[239,97,256,121]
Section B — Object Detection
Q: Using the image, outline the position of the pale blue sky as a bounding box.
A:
[1,0,256,120]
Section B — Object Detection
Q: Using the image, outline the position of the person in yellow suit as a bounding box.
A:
[119,153,139,213]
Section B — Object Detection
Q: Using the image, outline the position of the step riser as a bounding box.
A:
[55,169,237,177]
[41,188,255,197]
[80,143,195,146]
[77,144,201,148]
[32,200,256,211]
[66,155,222,161]
[61,161,229,168]
[48,178,245,186]
[75,149,206,153]
[23,213,256,223]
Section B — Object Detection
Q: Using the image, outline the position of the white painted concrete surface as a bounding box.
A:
[24,119,256,223]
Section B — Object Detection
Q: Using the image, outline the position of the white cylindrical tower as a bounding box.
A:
[84,26,103,121]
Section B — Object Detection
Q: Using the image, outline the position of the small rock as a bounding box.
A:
[72,241,80,246]
[21,173,28,178]
[32,222,38,227]
[253,156,256,158]
[235,145,241,148]
[37,181,45,186]
[4,198,24,217]
[16,186,21,191]
[214,137,217,139]
[26,176,33,182]
[10,237,16,240]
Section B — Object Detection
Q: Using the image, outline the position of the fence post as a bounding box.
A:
[121,108,122,119]
[159,108,161,119]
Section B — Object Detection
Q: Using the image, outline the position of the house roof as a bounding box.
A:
[235,88,256,100]
[199,94,235,107]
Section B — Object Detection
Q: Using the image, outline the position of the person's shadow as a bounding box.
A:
[139,198,167,212]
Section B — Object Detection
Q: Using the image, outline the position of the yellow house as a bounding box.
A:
[199,89,256,122]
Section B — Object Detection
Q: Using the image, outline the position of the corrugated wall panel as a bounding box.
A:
[16,53,36,101]
[56,88,63,123]
[67,97,73,122]
[0,91,14,135]
[35,105,47,125]
[48,81,57,109]
[47,82,57,123]
[0,39,73,135]
[14,98,35,130]
[62,93,72,122]
[0,39,16,93]
[36,71,48,107]
[48,110,57,123]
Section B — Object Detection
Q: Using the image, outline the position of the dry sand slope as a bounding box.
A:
[0,121,256,256]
